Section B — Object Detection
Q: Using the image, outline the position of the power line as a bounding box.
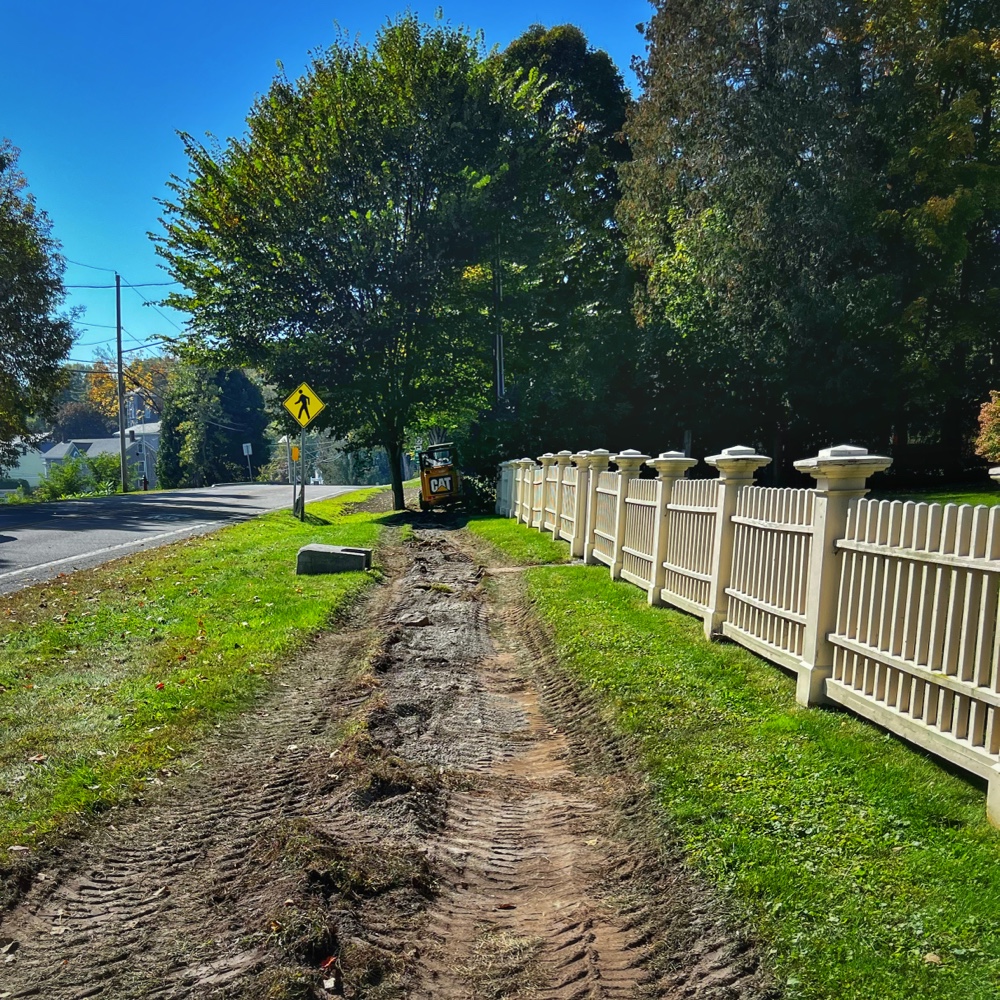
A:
[121,279,187,334]
[66,281,178,289]
[64,257,118,273]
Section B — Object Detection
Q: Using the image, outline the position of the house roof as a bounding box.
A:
[44,442,80,460]
[124,421,161,436]
[72,437,154,457]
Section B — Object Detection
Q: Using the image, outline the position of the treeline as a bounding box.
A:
[619,0,1000,480]
[154,8,999,504]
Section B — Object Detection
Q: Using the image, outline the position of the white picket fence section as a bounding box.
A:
[495,447,1000,826]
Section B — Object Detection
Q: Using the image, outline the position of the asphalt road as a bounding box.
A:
[0,484,363,595]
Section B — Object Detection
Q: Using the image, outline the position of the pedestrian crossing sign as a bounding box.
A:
[283,382,326,428]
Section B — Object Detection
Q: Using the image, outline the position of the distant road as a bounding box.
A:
[0,484,363,595]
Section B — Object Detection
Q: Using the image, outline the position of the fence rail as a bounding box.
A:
[496,445,1000,827]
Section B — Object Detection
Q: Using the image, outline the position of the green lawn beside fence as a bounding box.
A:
[470,515,1000,1000]
[0,489,386,853]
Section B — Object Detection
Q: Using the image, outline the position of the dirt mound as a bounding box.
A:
[0,523,776,999]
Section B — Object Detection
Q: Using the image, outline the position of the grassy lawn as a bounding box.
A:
[470,515,1000,1000]
[874,483,1000,507]
[0,489,388,853]
[463,514,570,565]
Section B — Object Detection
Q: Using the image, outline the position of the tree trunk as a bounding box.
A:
[386,439,405,511]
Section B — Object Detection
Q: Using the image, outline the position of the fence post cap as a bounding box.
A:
[705,446,771,477]
[555,450,574,466]
[537,452,556,461]
[517,457,535,465]
[578,449,611,469]
[649,451,698,479]
[990,467,1000,483]
[613,449,650,472]
[794,444,891,490]
[571,450,590,462]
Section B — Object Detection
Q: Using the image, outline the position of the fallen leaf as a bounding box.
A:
[49,926,67,936]
[27,754,47,764]
[496,903,517,910]
[155,682,165,690]
[320,956,339,971]
[924,953,942,965]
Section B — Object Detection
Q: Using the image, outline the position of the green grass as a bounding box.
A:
[875,484,1000,507]
[469,515,1000,1000]
[0,488,388,852]
[463,514,570,565]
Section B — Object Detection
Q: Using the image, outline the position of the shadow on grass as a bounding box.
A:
[373,508,485,530]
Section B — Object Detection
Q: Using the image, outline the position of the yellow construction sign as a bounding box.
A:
[283,382,326,428]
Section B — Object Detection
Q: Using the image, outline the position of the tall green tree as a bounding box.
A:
[0,140,73,472]
[157,365,270,488]
[157,16,544,508]
[455,25,640,467]
[622,0,1000,473]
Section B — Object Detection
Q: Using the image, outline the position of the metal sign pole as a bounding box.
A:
[299,426,306,521]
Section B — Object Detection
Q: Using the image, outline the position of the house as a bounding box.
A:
[41,442,83,474]
[72,434,158,489]
[4,439,53,487]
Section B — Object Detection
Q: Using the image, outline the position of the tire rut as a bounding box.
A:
[0,523,777,999]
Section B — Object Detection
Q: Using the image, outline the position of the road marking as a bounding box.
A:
[0,523,212,583]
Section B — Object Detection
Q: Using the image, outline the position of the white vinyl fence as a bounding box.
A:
[496,446,1000,826]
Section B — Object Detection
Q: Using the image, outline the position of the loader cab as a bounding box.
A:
[418,443,462,511]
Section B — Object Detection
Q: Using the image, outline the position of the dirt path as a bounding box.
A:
[0,523,775,999]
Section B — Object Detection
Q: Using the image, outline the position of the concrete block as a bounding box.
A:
[296,544,372,574]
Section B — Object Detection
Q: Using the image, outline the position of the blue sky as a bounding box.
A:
[2,1,650,365]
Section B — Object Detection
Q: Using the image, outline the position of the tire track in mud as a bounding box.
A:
[0,523,776,999]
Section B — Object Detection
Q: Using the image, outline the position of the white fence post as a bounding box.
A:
[516,458,534,524]
[703,446,771,640]
[647,451,698,606]
[537,453,556,532]
[793,445,892,706]
[581,449,611,565]
[610,450,650,581]
[496,461,514,516]
[551,450,573,540]
[569,451,591,558]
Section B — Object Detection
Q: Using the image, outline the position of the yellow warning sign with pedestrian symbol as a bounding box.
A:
[283,382,326,428]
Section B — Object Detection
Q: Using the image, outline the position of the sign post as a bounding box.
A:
[242,442,253,482]
[282,382,326,521]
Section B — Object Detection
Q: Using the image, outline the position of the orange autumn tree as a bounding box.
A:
[86,355,172,421]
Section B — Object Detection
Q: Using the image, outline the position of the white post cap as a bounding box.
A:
[794,444,891,491]
[555,450,574,465]
[990,467,1000,484]
[705,445,771,478]
[648,450,698,479]
[579,448,611,468]
[613,449,651,472]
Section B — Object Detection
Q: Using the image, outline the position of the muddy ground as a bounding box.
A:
[0,518,777,999]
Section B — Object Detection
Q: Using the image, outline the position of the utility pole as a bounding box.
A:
[115,273,129,493]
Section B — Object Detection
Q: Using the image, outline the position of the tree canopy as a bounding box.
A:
[621,0,1000,474]
[0,140,73,472]
[157,16,548,507]
[156,364,270,488]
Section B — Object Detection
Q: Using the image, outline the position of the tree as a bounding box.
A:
[87,354,171,422]
[157,363,270,488]
[156,16,544,509]
[457,25,643,463]
[621,0,1000,473]
[0,140,73,472]
[52,400,115,441]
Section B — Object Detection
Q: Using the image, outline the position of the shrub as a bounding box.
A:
[976,391,1000,463]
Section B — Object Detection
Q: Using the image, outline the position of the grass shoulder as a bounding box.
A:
[0,487,391,856]
[874,484,1000,507]
[463,514,570,566]
[469,515,1000,1000]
